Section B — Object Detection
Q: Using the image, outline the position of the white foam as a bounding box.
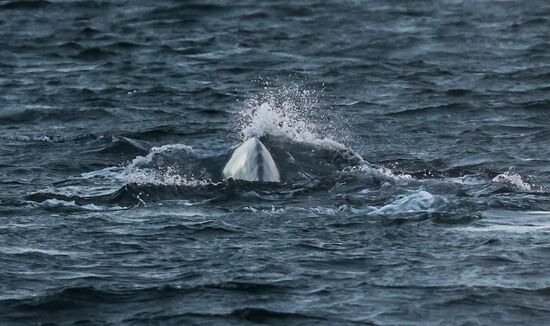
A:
[369,190,447,215]
[492,170,532,191]
[459,210,550,233]
[126,166,212,187]
[447,175,486,185]
[128,143,193,170]
[344,163,413,182]
[121,143,216,186]
[36,198,124,211]
[81,166,126,181]
[462,224,550,233]
[1,135,59,143]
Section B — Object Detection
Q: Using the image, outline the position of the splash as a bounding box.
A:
[126,166,212,187]
[492,170,532,191]
[237,80,345,149]
[127,144,193,170]
[240,101,318,141]
[124,144,212,186]
[235,80,420,182]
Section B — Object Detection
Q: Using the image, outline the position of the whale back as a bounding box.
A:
[222,138,280,182]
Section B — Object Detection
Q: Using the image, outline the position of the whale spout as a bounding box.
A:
[222,137,280,182]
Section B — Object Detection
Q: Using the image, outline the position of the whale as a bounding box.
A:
[222,137,281,182]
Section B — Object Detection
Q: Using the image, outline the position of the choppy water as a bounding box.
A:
[1,0,550,325]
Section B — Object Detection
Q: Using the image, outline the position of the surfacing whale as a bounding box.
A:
[222,137,280,182]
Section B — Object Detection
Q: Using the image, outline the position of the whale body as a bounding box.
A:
[222,137,280,182]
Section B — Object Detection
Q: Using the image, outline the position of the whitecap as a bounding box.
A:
[492,170,532,191]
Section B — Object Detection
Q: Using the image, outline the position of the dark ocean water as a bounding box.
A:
[1,0,550,325]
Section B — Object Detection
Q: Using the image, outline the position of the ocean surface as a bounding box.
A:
[1,0,549,325]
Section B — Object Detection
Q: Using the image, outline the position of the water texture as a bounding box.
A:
[1,0,549,325]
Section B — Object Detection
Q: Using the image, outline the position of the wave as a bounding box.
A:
[210,307,327,324]
[79,26,101,36]
[1,134,82,143]
[0,246,74,257]
[0,0,51,10]
[73,47,116,60]
[26,198,125,212]
[149,3,225,17]
[0,284,329,324]
[491,170,532,191]
[387,103,476,116]
[89,136,150,156]
[156,221,242,236]
[521,99,550,111]
[1,0,111,11]
[0,281,288,306]
[26,181,229,209]
[445,88,472,97]
[0,105,117,124]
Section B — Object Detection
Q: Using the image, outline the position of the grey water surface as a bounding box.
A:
[1,0,549,325]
